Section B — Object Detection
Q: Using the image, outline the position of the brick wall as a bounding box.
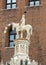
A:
[0,0,46,65]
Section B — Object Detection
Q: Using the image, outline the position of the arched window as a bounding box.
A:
[29,0,40,6]
[6,0,16,9]
[8,27,17,47]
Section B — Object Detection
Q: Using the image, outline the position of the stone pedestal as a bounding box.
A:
[10,39,39,65]
[10,39,30,65]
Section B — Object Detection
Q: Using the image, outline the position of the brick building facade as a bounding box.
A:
[0,0,46,65]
